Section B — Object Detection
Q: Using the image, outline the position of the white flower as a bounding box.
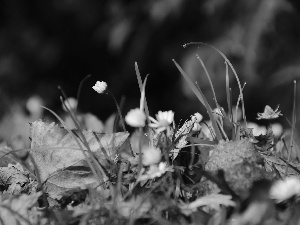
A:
[192,122,202,132]
[257,105,282,120]
[125,108,146,127]
[92,81,107,94]
[270,177,300,203]
[149,110,174,133]
[192,112,203,123]
[247,122,266,136]
[142,146,162,166]
[271,123,283,137]
[26,95,43,115]
[62,97,78,112]
[139,162,173,181]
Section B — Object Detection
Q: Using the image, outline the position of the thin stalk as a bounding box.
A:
[138,127,143,176]
[58,85,79,121]
[135,63,153,146]
[183,42,247,124]
[225,61,232,122]
[188,142,195,170]
[173,60,222,141]
[196,55,219,108]
[285,80,297,176]
[107,90,126,132]
[217,120,229,141]
[235,82,246,124]
[76,74,91,114]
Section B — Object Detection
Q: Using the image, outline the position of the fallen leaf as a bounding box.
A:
[29,120,129,199]
[0,163,31,195]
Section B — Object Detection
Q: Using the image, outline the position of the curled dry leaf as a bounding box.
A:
[29,120,129,199]
[0,163,31,195]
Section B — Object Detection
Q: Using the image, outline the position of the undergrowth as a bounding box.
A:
[0,43,300,225]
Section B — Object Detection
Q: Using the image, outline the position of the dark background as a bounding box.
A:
[1,0,300,132]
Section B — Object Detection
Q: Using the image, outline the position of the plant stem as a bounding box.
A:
[107,90,126,132]
[285,80,297,176]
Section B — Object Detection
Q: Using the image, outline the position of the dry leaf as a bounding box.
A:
[29,120,129,199]
[0,163,31,195]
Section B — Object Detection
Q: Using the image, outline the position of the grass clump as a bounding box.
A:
[0,43,299,225]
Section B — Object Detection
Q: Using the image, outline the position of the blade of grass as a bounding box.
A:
[235,124,241,141]
[173,59,223,141]
[184,42,247,124]
[215,101,233,139]
[196,55,219,108]
[140,74,149,111]
[197,55,233,139]
[113,96,126,132]
[107,90,126,132]
[225,62,232,121]
[230,88,236,138]
[138,76,149,174]
[285,80,297,176]
[235,82,246,124]
[135,64,152,177]
[189,142,195,169]
[216,119,229,141]
[135,63,153,146]
[76,74,91,114]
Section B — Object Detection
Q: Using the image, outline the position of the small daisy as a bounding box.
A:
[257,105,282,120]
[92,81,107,94]
[26,95,43,118]
[125,108,146,127]
[148,110,174,133]
[270,177,300,203]
[271,123,283,137]
[247,122,266,136]
[142,146,162,166]
[139,162,173,181]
